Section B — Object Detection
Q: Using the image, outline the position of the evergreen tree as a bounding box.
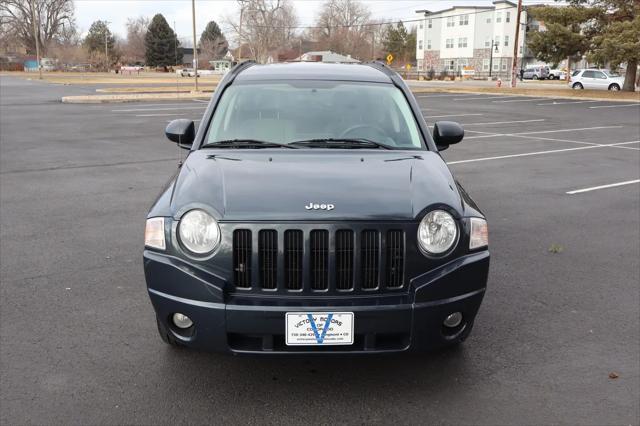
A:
[199,20,228,60]
[84,20,116,55]
[145,14,182,67]
[383,22,408,60]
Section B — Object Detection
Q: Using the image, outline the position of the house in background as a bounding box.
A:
[296,51,360,63]
[415,0,531,78]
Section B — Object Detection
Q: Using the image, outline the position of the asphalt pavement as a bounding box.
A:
[1,75,639,425]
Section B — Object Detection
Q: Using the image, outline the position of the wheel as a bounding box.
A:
[608,83,620,91]
[572,82,583,90]
[532,75,538,80]
[156,316,182,347]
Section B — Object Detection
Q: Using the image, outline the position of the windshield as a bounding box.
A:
[205,81,424,149]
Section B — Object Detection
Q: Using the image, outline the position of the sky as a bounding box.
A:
[74,0,557,46]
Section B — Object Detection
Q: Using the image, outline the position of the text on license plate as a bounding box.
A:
[285,312,354,346]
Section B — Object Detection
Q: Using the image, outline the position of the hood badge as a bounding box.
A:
[305,203,335,211]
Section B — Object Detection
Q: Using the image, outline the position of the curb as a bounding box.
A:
[61,91,214,104]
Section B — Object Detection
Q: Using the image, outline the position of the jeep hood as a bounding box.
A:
[170,150,464,221]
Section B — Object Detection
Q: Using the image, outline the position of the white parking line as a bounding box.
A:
[588,103,640,109]
[112,106,207,112]
[136,113,201,117]
[447,141,640,165]
[464,125,623,140]
[462,119,545,126]
[536,100,602,106]
[566,179,640,195]
[415,94,462,98]
[191,99,210,103]
[492,98,548,103]
[428,113,484,118]
[453,95,509,101]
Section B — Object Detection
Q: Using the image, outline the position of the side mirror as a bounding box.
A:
[433,121,464,151]
[165,119,195,149]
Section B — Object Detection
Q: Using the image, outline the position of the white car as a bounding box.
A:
[548,69,566,80]
[569,69,625,91]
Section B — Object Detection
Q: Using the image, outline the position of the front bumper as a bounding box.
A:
[144,250,489,354]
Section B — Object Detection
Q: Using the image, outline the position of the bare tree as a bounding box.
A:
[225,0,298,63]
[123,16,150,64]
[0,0,75,55]
[312,0,371,59]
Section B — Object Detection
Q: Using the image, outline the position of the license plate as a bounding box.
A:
[285,312,354,346]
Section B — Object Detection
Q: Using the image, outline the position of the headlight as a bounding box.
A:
[178,209,220,255]
[418,210,458,256]
[145,217,166,250]
[469,217,489,250]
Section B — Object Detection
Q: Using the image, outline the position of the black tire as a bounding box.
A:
[608,83,620,91]
[532,75,538,80]
[572,82,583,90]
[156,316,182,347]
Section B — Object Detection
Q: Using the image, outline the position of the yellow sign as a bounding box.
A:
[405,64,412,70]
[386,54,393,64]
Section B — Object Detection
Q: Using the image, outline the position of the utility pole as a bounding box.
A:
[371,32,375,61]
[510,0,523,87]
[30,4,42,80]
[104,21,111,72]
[238,1,246,63]
[191,0,199,92]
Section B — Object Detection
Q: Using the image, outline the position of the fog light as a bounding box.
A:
[443,312,463,328]
[172,313,193,329]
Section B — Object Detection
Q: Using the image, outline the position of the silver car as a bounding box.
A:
[569,69,624,91]
[522,66,550,80]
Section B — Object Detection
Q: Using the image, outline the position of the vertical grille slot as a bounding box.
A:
[233,229,252,288]
[335,230,354,290]
[310,230,329,290]
[258,230,277,289]
[361,230,380,289]
[284,230,303,290]
[386,230,404,288]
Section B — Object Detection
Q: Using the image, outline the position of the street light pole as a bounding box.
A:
[238,1,246,63]
[30,4,42,79]
[510,0,523,87]
[191,0,198,91]
[104,20,111,72]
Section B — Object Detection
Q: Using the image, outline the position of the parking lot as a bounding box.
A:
[1,75,638,424]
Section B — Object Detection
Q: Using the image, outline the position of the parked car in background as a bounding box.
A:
[522,66,550,80]
[180,68,200,77]
[548,69,566,80]
[569,69,625,91]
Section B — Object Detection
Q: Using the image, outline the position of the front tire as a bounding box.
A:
[608,83,620,91]
[532,75,538,80]
[572,82,583,90]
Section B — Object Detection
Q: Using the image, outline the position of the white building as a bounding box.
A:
[415,0,531,78]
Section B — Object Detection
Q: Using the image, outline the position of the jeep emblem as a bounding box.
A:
[305,203,335,211]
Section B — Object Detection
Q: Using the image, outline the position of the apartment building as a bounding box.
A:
[416,0,531,78]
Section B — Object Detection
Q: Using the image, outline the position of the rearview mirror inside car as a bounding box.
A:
[165,119,195,149]
[433,121,464,151]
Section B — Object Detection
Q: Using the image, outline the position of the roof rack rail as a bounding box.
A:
[227,60,256,81]
[365,61,398,78]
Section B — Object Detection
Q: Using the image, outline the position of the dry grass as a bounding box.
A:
[411,86,640,102]
[1,71,221,85]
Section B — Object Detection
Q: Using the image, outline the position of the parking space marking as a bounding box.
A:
[566,179,640,195]
[136,113,200,117]
[191,99,210,103]
[492,98,548,103]
[462,119,545,126]
[112,106,207,112]
[588,103,640,109]
[103,102,203,108]
[536,100,602,106]
[428,113,484,118]
[447,141,640,165]
[415,94,462,98]
[453,95,509,101]
[464,125,623,140]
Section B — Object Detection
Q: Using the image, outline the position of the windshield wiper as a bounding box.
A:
[289,138,393,150]
[203,139,298,149]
